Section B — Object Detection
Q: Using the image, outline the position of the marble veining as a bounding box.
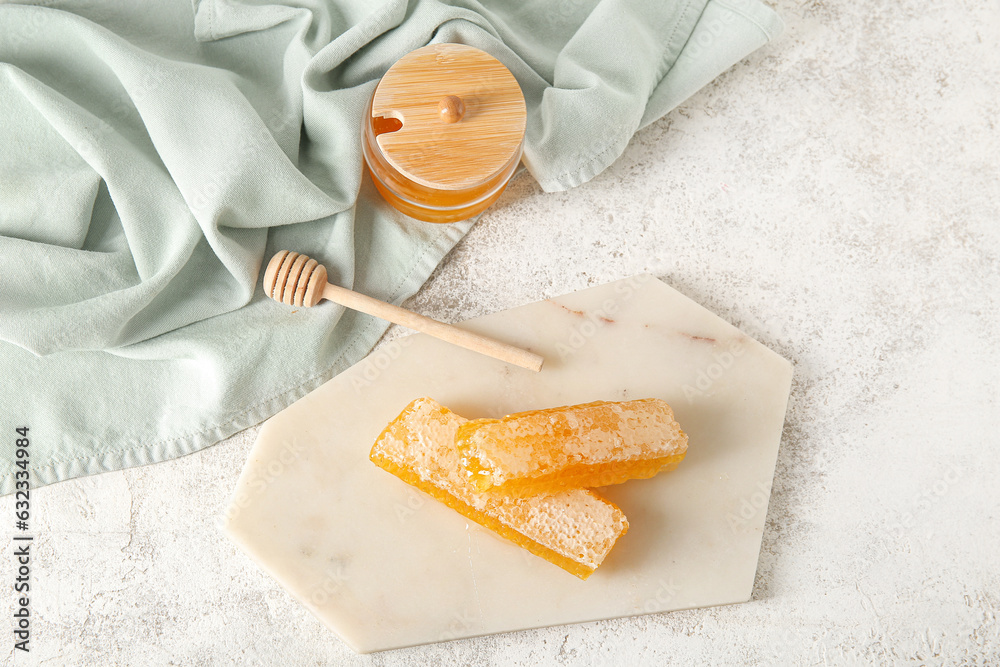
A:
[224,275,793,653]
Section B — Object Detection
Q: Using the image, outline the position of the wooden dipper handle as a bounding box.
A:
[263,251,543,372]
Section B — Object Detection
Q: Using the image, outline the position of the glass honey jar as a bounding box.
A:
[362,43,527,223]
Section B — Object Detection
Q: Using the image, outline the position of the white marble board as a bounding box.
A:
[223,275,793,653]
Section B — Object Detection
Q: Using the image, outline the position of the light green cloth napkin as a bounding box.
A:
[0,0,782,494]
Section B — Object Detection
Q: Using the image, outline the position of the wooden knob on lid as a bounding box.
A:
[438,95,465,123]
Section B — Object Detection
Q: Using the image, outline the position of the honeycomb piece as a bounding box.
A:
[456,398,688,497]
[370,398,629,580]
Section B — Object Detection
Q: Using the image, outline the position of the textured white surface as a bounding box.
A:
[3,0,999,663]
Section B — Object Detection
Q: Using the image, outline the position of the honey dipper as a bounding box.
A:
[263,251,543,372]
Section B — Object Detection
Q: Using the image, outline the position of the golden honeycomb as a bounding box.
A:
[370,398,629,579]
[456,399,688,497]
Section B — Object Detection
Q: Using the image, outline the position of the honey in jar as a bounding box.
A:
[362,43,527,223]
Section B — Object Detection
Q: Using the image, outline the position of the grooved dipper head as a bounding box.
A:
[263,250,327,307]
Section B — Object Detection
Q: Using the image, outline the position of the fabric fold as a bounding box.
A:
[0,0,782,494]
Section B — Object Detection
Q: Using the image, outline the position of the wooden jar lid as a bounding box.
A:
[371,43,526,191]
